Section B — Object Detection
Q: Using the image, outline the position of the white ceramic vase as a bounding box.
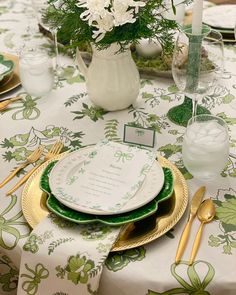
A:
[76,43,140,111]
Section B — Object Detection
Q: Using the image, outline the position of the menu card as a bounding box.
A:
[55,140,156,213]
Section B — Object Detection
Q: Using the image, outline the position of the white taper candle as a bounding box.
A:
[191,0,203,35]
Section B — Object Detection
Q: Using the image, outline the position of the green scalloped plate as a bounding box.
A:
[40,161,174,226]
[0,54,14,84]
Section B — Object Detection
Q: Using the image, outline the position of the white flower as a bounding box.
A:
[112,0,136,26]
[92,12,114,41]
[76,0,146,40]
[127,0,146,13]
[77,0,110,24]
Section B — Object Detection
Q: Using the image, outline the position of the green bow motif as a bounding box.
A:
[147,260,215,295]
[21,263,49,295]
[135,129,145,136]
[114,151,134,163]
[2,93,41,120]
[0,195,30,250]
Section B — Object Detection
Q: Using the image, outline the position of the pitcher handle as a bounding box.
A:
[76,47,88,79]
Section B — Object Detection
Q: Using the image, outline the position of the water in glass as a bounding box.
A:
[182,115,229,180]
[19,49,54,97]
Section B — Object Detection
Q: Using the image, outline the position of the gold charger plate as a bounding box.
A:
[0,53,21,96]
[21,149,188,252]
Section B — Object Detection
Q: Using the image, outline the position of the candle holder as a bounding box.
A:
[167,25,223,126]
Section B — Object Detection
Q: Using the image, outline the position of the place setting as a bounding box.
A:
[202,4,236,43]
[20,138,188,252]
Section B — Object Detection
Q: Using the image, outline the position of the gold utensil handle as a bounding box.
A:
[0,163,27,189]
[175,215,194,264]
[6,165,40,196]
[189,222,204,265]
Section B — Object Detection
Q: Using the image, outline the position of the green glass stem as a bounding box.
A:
[167,96,210,127]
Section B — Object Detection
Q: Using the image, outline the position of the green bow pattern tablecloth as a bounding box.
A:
[0,1,236,294]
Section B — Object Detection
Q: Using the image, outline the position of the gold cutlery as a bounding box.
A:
[0,96,22,111]
[6,141,63,196]
[0,145,44,189]
[175,186,206,264]
[189,199,215,265]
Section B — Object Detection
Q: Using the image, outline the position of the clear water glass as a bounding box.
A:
[19,48,54,97]
[182,114,229,180]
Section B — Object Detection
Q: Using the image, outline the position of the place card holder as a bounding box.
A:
[123,124,156,149]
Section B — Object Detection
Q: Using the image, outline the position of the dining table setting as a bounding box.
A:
[0,0,236,294]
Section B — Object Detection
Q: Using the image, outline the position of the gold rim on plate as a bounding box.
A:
[21,147,188,252]
[0,53,21,95]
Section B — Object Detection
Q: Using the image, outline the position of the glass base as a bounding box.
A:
[167,96,210,127]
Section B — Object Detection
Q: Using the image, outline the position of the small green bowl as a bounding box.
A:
[0,54,14,86]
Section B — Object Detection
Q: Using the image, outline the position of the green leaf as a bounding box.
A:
[223,244,232,255]
[223,94,235,104]
[2,151,13,162]
[1,138,14,148]
[159,143,182,158]
[216,198,236,225]
[221,222,236,233]
[167,84,178,93]
[160,94,171,101]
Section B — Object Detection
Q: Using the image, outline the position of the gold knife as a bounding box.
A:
[175,186,206,264]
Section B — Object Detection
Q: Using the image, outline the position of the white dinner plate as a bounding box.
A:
[203,5,236,30]
[49,146,165,215]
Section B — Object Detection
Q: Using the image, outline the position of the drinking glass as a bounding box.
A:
[182,114,229,181]
[167,26,224,126]
[19,48,54,97]
[31,0,61,73]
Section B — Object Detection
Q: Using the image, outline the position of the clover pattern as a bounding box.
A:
[55,253,95,285]
[23,231,54,254]
[80,224,112,241]
[208,188,236,255]
[105,247,146,272]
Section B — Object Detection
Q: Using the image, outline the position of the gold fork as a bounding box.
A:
[6,141,63,196]
[0,145,44,189]
[0,96,22,111]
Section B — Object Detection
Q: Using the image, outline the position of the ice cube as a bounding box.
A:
[203,121,220,131]
[194,135,214,145]
[208,128,223,136]
[188,145,208,155]
[198,126,207,136]
[214,132,227,143]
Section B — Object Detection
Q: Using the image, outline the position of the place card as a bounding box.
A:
[55,140,156,214]
[123,124,156,148]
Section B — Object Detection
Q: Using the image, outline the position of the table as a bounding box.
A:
[0,1,236,294]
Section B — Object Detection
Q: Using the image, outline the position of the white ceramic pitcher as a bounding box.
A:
[76,43,140,111]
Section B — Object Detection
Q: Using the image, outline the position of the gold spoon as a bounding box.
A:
[189,199,215,265]
[0,96,21,111]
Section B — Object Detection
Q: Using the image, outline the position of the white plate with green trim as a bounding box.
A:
[49,146,165,215]
[203,5,236,30]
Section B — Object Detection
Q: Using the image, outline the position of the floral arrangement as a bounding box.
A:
[44,0,185,52]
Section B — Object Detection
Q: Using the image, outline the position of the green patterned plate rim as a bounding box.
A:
[40,161,174,226]
[0,54,14,82]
